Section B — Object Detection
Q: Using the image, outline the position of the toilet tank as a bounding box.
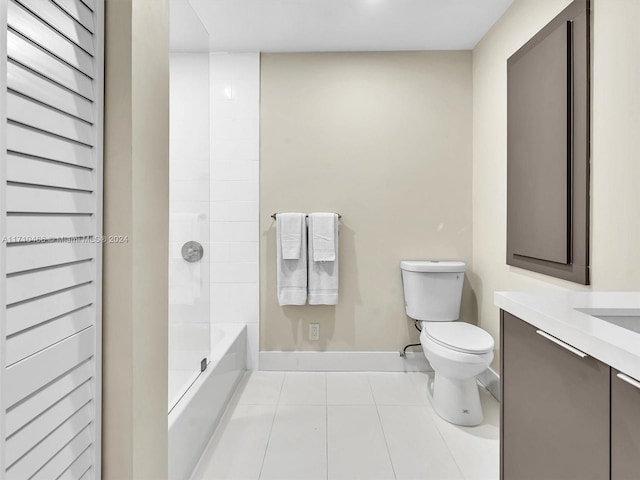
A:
[400,261,465,321]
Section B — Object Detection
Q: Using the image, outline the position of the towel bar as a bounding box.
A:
[271,213,342,220]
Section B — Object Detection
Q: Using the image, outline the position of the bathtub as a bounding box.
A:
[168,324,246,480]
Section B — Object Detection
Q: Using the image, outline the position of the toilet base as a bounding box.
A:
[427,372,483,426]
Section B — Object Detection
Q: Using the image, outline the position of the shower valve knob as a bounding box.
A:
[181,241,204,262]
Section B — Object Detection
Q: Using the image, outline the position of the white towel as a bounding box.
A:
[308,213,339,305]
[278,213,304,260]
[277,213,307,305]
[311,212,337,262]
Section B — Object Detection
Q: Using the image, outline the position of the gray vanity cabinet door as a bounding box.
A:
[501,311,610,480]
[611,369,640,479]
[507,20,570,265]
[506,0,590,285]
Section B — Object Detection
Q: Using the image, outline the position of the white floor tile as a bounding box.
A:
[326,372,375,405]
[191,404,276,480]
[429,387,500,480]
[327,405,395,480]
[279,372,326,405]
[237,371,284,405]
[378,405,463,480]
[190,372,499,480]
[369,372,430,405]
[259,405,327,480]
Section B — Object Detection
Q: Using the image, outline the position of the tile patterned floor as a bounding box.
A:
[190,371,499,480]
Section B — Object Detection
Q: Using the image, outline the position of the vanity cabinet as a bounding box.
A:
[501,311,610,480]
[611,368,640,479]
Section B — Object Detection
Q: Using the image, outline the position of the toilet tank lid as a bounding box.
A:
[400,261,466,273]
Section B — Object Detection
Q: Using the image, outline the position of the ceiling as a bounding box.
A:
[170,0,210,53]
[171,0,514,53]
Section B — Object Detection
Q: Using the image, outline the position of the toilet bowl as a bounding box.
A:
[420,322,494,426]
[400,260,494,426]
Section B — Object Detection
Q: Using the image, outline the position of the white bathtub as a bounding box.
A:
[168,324,246,480]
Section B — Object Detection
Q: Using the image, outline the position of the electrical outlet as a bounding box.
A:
[309,323,320,341]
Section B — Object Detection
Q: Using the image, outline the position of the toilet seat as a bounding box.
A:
[423,322,494,354]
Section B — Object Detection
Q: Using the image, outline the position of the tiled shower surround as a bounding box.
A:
[209,53,260,369]
[169,52,211,408]
[169,51,260,407]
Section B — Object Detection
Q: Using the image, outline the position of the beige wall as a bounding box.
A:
[590,0,640,288]
[260,52,473,351]
[472,0,640,370]
[103,0,169,478]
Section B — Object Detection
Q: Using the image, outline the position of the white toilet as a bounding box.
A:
[400,260,494,426]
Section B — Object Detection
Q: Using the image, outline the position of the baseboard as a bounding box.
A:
[259,351,500,401]
[259,351,431,372]
[477,367,500,402]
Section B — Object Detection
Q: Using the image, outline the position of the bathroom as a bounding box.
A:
[1,0,639,479]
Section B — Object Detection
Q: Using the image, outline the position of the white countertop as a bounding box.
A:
[495,291,640,380]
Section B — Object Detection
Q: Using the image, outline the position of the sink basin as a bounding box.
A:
[576,308,640,334]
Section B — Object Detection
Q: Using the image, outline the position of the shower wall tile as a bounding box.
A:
[211,161,259,181]
[169,217,209,244]
[170,258,210,286]
[211,55,260,113]
[171,159,210,182]
[210,242,259,263]
[212,137,259,162]
[171,64,209,162]
[210,181,259,202]
[169,52,211,372]
[211,262,259,284]
[211,221,258,242]
[210,283,259,323]
[171,180,210,203]
[210,52,260,369]
[211,115,259,141]
[170,200,209,215]
[169,281,210,306]
[169,303,211,324]
[211,201,259,222]
[169,323,210,351]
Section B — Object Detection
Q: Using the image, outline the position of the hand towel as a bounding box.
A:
[277,213,307,305]
[308,213,339,305]
[311,212,337,262]
[278,213,304,260]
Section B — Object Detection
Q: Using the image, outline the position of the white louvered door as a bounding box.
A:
[0,0,103,478]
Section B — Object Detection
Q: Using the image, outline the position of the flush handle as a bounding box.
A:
[535,330,588,358]
[617,372,640,390]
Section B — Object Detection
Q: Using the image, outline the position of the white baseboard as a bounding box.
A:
[477,367,500,402]
[259,351,431,372]
[259,351,500,402]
